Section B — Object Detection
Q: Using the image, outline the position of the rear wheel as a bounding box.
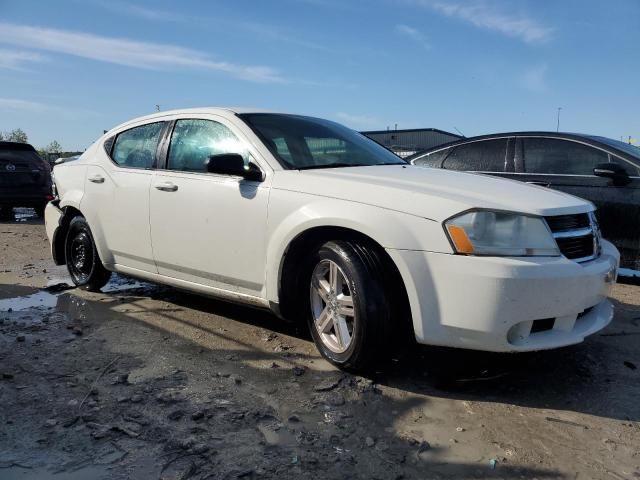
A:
[305,240,391,371]
[65,216,111,291]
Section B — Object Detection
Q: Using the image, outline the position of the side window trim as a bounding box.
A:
[505,137,516,172]
[439,147,453,167]
[107,121,167,170]
[156,120,176,171]
[103,136,115,157]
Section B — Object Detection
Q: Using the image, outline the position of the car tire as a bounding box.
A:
[65,216,111,291]
[305,240,391,372]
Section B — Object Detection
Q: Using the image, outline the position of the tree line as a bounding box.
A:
[0,128,63,156]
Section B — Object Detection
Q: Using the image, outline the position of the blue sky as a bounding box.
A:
[0,0,638,150]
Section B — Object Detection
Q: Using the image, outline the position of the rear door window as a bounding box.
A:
[413,147,452,167]
[522,138,608,175]
[442,139,508,172]
[111,122,165,169]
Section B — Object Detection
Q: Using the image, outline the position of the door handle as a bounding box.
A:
[154,182,178,192]
[88,174,104,184]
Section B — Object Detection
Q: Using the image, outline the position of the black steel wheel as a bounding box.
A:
[65,216,111,291]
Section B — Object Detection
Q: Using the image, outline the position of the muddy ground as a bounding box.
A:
[1,210,639,479]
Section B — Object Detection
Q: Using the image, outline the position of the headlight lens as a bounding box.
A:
[445,211,560,257]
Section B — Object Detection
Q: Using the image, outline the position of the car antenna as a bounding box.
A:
[453,126,465,138]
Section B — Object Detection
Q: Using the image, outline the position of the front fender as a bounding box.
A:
[264,193,452,303]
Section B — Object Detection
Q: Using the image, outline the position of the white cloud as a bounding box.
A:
[409,0,552,44]
[396,24,432,49]
[93,0,190,22]
[0,48,47,70]
[0,97,48,112]
[520,63,548,92]
[0,22,285,83]
[335,112,381,129]
[93,2,331,53]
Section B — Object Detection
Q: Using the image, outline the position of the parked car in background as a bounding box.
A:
[46,109,619,371]
[0,141,53,219]
[410,132,640,273]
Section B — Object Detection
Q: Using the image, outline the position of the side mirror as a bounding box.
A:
[205,154,264,182]
[593,162,631,186]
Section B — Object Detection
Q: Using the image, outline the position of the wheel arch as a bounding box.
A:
[51,205,84,265]
[274,224,414,340]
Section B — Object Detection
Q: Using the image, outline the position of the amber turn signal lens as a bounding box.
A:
[446,224,474,254]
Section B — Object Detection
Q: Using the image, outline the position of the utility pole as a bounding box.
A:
[556,107,562,132]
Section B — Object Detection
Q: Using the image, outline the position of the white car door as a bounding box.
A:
[82,121,167,273]
[149,116,271,298]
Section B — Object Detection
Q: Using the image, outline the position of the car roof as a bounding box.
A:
[118,107,274,125]
[0,141,37,151]
[108,107,290,135]
[412,131,640,165]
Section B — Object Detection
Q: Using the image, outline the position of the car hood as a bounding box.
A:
[272,165,593,222]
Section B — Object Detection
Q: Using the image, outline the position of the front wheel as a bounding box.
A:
[306,240,391,372]
[65,216,111,291]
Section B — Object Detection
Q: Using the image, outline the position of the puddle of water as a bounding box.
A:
[0,273,154,313]
[0,290,59,311]
[1,465,110,480]
[102,274,151,293]
[44,273,147,294]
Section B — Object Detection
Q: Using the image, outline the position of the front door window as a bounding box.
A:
[522,138,607,175]
[167,119,248,172]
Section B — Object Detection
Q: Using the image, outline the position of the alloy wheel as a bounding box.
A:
[309,259,356,353]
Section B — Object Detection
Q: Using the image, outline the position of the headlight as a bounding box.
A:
[445,210,560,257]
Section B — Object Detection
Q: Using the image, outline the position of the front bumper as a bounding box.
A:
[388,240,619,352]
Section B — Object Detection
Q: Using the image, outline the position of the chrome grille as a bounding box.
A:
[545,212,600,263]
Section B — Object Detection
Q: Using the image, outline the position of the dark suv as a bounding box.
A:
[0,141,53,219]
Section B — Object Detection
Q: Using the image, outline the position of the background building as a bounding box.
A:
[362,128,462,158]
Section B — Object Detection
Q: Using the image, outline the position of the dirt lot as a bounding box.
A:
[1,211,639,479]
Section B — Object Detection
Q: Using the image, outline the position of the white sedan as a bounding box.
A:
[45,108,619,371]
